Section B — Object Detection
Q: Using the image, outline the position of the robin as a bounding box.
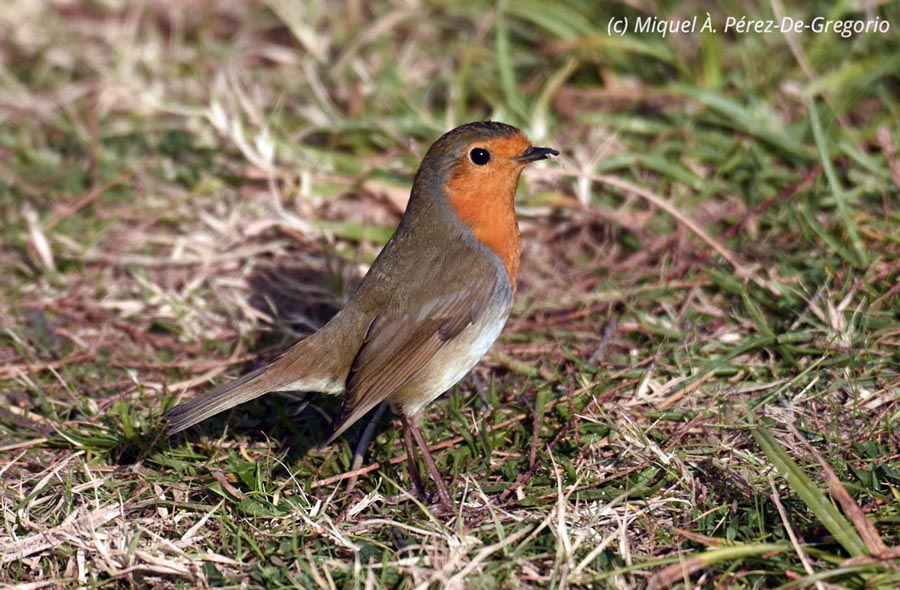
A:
[165,121,558,507]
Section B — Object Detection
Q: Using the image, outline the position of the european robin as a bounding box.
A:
[165,121,558,507]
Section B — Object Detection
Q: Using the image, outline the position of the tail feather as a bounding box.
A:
[164,367,274,434]
[164,308,371,435]
[323,396,385,447]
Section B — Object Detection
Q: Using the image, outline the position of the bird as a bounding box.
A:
[164,121,558,507]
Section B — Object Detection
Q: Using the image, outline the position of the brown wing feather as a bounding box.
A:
[325,277,496,443]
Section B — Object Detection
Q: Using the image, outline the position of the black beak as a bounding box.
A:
[514,146,560,163]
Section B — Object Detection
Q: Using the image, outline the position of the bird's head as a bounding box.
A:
[410,121,558,287]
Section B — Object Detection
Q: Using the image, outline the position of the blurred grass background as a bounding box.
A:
[1,0,899,588]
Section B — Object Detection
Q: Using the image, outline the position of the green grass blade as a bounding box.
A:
[809,100,867,266]
[497,0,525,117]
[752,426,868,558]
[677,86,812,159]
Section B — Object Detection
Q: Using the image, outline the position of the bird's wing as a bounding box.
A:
[324,272,498,443]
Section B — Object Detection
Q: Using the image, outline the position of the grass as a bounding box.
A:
[1,0,899,588]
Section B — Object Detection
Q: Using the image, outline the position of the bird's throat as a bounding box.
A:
[445,172,522,291]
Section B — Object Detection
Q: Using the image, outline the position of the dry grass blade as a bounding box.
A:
[768,474,826,590]
[0,505,122,564]
[542,167,751,275]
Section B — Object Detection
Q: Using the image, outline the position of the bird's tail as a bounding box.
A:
[164,366,278,434]
[163,307,371,435]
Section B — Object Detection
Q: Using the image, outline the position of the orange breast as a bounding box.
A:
[445,168,522,291]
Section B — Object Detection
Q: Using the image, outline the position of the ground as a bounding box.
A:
[1,1,899,589]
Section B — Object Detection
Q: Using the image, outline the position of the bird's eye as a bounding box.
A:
[469,148,491,166]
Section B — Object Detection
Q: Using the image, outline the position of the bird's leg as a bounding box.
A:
[401,414,427,501]
[345,403,388,493]
[404,416,453,509]
[469,370,491,413]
